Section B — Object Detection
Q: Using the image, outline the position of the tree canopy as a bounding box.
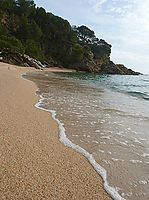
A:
[0,0,112,69]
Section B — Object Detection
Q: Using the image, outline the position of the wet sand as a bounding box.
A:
[0,62,112,200]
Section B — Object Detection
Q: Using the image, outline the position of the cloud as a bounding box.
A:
[81,0,108,13]
[109,0,149,72]
[87,0,149,73]
[92,0,108,13]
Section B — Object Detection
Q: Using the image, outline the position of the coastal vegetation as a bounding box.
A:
[0,0,139,74]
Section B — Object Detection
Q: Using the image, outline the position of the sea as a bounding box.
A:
[24,71,149,200]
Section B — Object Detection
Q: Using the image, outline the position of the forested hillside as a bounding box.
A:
[0,0,140,74]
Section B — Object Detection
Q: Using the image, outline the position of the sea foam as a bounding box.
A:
[35,93,125,200]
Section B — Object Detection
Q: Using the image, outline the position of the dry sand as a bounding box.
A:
[0,62,112,200]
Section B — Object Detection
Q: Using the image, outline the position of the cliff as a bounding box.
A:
[0,0,140,75]
[0,50,140,75]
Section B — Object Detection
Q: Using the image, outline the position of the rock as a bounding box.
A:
[0,50,141,75]
[0,51,48,70]
[23,63,30,67]
[115,64,141,75]
[86,55,141,75]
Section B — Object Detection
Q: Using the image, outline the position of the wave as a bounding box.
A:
[126,91,149,100]
[45,72,149,102]
[142,79,149,82]
[35,92,125,200]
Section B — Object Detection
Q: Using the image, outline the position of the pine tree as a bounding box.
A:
[15,0,35,16]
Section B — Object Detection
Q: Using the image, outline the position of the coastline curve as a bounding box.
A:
[35,92,125,200]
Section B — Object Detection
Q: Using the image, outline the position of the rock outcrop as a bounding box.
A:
[74,54,141,75]
[0,51,52,69]
[0,51,141,75]
[97,61,141,75]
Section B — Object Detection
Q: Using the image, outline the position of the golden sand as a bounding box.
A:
[0,62,112,200]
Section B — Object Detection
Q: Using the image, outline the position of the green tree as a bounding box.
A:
[25,39,42,59]
[0,35,24,53]
[16,16,42,43]
[0,0,16,14]
[75,25,96,44]
[0,22,8,35]
[75,25,111,57]
[15,0,35,17]
[0,0,113,71]
[28,21,42,42]
[16,16,29,42]
[90,39,111,57]
[69,44,84,64]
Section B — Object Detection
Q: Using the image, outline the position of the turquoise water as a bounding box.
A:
[24,72,149,200]
[55,73,149,101]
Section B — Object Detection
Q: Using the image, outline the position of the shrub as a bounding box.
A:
[0,35,25,53]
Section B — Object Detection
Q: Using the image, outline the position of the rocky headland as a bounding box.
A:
[0,1,140,75]
[0,50,140,75]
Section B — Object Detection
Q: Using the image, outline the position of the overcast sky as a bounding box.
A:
[34,0,149,74]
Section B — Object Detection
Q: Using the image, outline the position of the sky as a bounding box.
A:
[34,0,149,74]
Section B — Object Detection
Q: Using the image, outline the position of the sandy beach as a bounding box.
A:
[0,62,112,200]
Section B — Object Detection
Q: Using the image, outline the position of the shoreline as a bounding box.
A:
[0,62,112,199]
[35,89,124,200]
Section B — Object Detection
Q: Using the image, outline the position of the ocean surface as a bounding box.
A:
[24,72,149,200]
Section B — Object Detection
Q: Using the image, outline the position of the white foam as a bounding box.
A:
[98,149,105,153]
[100,132,105,135]
[145,161,149,164]
[92,140,99,144]
[132,130,138,135]
[119,141,128,146]
[142,153,149,157]
[139,138,147,141]
[103,159,112,165]
[100,141,106,144]
[130,160,143,164]
[133,138,142,144]
[116,132,123,136]
[111,158,124,162]
[35,94,125,200]
[125,192,133,197]
[138,180,149,185]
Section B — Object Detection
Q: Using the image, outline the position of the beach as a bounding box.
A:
[23,70,149,200]
[0,62,112,200]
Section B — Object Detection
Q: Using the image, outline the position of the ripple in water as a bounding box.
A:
[24,72,149,200]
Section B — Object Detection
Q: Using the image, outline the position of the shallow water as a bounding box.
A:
[24,72,149,200]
